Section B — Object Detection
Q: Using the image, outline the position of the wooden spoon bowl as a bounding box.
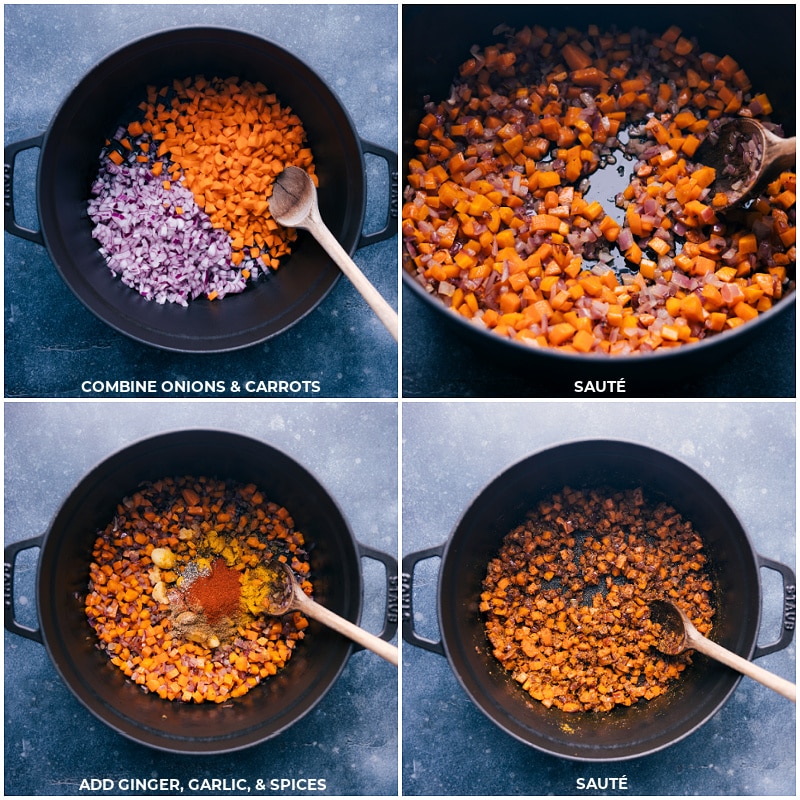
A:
[263,561,399,666]
[696,118,796,210]
[649,599,795,702]
[270,166,399,340]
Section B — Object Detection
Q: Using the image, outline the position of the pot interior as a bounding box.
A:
[38,27,366,352]
[438,440,761,760]
[36,430,362,754]
[401,6,796,368]
[403,6,796,132]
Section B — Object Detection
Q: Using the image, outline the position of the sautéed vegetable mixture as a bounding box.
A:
[481,486,715,712]
[404,24,795,354]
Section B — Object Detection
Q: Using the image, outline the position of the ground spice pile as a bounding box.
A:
[85,475,312,704]
[184,558,243,623]
[481,486,715,712]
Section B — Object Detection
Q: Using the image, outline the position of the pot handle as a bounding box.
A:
[401,544,445,656]
[4,135,45,245]
[753,554,796,659]
[357,139,398,249]
[4,535,44,643]
[358,542,398,644]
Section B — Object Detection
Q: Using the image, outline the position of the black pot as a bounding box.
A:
[402,439,794,761]
[5,430,397,754]
[401,6,796,381]
[4,26,397,353]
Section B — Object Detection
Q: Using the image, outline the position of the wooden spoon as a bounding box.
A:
[649,599,795,702]
[696,118,796,211]
[263,561,398,666]
[269,166,398,340]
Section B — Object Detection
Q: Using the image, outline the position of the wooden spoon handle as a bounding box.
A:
[299,593,399,666]
[691,633,795,702]
[765,132,796,173]
[307,212,398,341]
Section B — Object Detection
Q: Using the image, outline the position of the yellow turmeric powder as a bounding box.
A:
[240,565,287,615]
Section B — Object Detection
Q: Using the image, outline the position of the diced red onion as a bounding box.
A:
[89,152,252,306]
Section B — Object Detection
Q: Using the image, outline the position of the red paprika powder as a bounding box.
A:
[185,559,242,623]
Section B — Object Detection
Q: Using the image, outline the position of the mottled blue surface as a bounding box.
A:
[4,402,398,796]
[402,402,796,795]
[4,4,398,398]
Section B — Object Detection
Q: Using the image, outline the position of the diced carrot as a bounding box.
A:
[733,301,758,321]
[716,54,740,79]
[536,170,562,189]
[647,236,671,257]
[548,322,577,346]
[499,292,521,314]
[679,293,705,323]
[570,67,607,87]
[572,328,595,353]
[561,42,593,71]
[530,214,563,233]
[737,233,757,255]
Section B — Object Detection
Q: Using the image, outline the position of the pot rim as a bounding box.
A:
[439,435,759,568]
[399,5,796,370]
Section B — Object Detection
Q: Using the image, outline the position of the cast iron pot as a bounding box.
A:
[402,439,795,761]
[402,6,796,382]
[5,430,397,754]
[4,26,397,353]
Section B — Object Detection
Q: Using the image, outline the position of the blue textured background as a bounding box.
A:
[402,401,795,795]
[4,4,398,398]
[4,401,398,796]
